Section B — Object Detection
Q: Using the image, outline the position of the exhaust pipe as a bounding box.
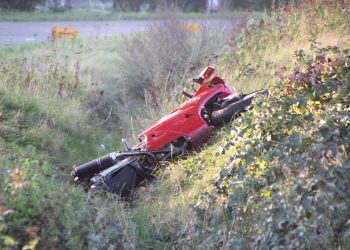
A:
[71,151,157,179]
[71,152,119,178]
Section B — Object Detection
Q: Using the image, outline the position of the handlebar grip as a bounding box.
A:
[190,78,203,84]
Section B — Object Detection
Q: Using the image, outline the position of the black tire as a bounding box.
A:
[103,165,140,196]
[210,96,253,126]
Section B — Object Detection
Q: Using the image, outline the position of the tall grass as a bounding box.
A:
[121,1,350,249]
[218,0,350,92]
[115,10,236,132]
[0,9,237,248]
[1,1,349,249]
[0,37,130,249]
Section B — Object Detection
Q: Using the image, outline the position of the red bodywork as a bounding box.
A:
[138,76,233,151]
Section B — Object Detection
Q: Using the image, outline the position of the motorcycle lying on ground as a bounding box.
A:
[71,67,268,196]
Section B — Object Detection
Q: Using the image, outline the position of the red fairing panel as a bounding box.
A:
[139,83,233,151]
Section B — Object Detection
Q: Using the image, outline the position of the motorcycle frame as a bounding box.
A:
[138,77,233,151]
[72,71,242,192]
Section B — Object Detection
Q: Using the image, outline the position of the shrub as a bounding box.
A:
[187,46,350,249]
[115,9,233,128]
[0,0,45,11]
[0,156,135,249]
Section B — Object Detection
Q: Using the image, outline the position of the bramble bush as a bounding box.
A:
[0,154,135,249]
[217,0,350,92]
[186,47,350,249]
[1,1,349,249]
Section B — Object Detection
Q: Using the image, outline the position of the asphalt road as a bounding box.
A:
[0,20,153,45]
[0,20,239,45]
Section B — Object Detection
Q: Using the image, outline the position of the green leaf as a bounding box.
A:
[263,190,271,198]
[319,125,330,139]
[3,235,16,246]
[291,104,307,115]
[22,237,39,250]
[216,146,225,156]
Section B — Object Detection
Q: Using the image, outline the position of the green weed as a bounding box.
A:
[0,1,349,249]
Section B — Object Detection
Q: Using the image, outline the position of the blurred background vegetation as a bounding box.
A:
[0,0,285,22]
[0,0,275,21]
[0,0,286,12]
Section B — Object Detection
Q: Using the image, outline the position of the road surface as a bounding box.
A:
[0,20,240,45]
[0,21,153,45]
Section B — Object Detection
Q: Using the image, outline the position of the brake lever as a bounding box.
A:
[191,83,196,93]
[190,78,203,84]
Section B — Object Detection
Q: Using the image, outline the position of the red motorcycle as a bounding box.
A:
[71,67,268,196]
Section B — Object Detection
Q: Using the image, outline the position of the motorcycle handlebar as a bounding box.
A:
[190,78,203,84]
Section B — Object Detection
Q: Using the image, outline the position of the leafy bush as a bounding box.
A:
[0,155,135,249]
[185,46,350,249]
[218,0,350,92]
[0,0,45,11]
[1,1,349,249]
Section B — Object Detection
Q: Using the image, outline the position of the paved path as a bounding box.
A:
[0,20,239,45]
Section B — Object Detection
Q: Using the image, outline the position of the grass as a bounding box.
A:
[0,49,121,163]
[0,33,131,249]
[0,9,260,22]
[0,1,349,249]
[0,36,138,132]
[217,8,350,93]
[0,15,236,248]
[121,2,350,249]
